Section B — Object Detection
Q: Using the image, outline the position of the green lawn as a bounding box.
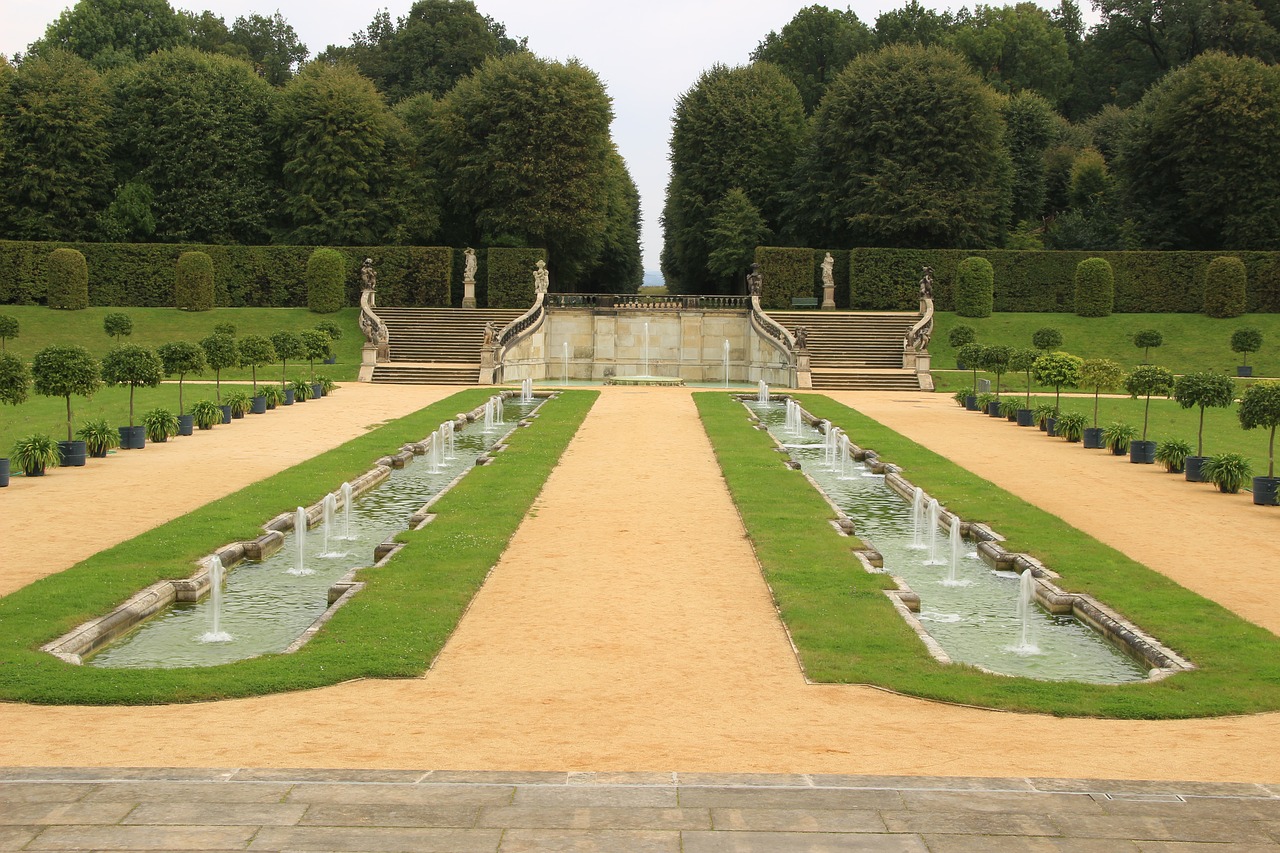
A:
[931,312,1280,378]
[0,388,596,704]
[0,305,364,380]
[697,391,1280,718]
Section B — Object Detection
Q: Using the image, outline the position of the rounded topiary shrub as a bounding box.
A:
[307,248,346,314]
[175,251,215,311]
[954,256,994,318]
[1203,256,1247,318]
[1074,257,1114,317]
[46,248,89,310]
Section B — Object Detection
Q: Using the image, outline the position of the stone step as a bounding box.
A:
[371,363,479,385]
[810,371,921,390]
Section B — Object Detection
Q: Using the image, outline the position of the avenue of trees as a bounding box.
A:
[662,1,1280,294]
[0,0,643,292]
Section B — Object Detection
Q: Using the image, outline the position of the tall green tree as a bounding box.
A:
[433,53,621,289]
[581,149,644,293]
[751,5,874,113]
[273,62,414,245]
[948,2,1072,105]
[229,12,308,85]
[874,0,955,46]
[1117,51,1280,250]
[30,0,186,69]
[110,47,277,243]
[1002,90,1056,225]
[661,63,806,293]
[705,189,772,283]
[798,44,1012,249]
[0,49,112,241]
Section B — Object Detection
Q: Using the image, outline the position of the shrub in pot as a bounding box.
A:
[237,335,276,408]
[31,344,102,463]
[10,434,60,477]
[975,392,997,415]
[191,400,221,431]
[1054,411,1089,442]
[1009,348,1038,425]
[999,397,1020,421]
[76,418,119,458]
[225,390,252,418]
[317,376,336,395]
[1101,421,1137,456]
[952,389,969,408]
[300,329,332,381]
[1238,381,1280,505]
[1173,371,1236,482]
[1031,351,1082,424]
[1033,402,1057,431]
[1231,327,1262,378]
[1155,439,1193,474]
[983,345,1012,414]
[101,343,161,449]
[291,378,314,402]
[1123,364,1175,463]
[315,320,343,365]
[271,331,304,392]
[956,343,985,408]
[1078,358,1125,448]
[1202,452,1252,494]
[0,351,30,486]
[262,385,285,410]
[141,408,180,443]
[157,341,205,434]
[200,333,237,404]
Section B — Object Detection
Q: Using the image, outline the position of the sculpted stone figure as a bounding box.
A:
[533,259,550,294]
[464,248,477,283]
[822,253,834,289]
[482,321,497,348]
[919,265,934,301]
[794,326,808,351]
[746,263,763,298]
[360,257,377,292]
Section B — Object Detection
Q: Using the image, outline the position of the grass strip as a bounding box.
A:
[0,389,597,705]
[697,391,1280,718]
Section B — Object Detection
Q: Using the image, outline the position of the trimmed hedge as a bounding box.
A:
[46,248,88,310]
[836,248,1280,313]
[954,256,994,317]
[754,247,814,310]
[307,248,346,314]
[487,248,546,309]
[0,241,455,309]
[1204,256,1247,318]
[1074,257,1115,317]
[174,251,214,311]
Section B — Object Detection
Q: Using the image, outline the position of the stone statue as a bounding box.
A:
[821,253,834,289]
[794,326,808,351]
[918,265,934,302]
[464,248,477,283]
[533,259,550,295]
[482,321,497,348]
[746,263,763,298]
[360,258,377,292]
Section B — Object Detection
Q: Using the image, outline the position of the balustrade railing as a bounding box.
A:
[544,294,750,311]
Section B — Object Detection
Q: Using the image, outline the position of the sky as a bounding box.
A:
[3,0,1072,274]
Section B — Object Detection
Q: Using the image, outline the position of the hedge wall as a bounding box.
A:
[0,241,454,309]
[486,248,546,309]
[840,248,1280,313]
[754,247,814,310]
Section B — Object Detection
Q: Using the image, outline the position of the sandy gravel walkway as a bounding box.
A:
[0,383,456,596]
[1,386,1278,782]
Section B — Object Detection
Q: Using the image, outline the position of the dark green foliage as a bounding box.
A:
[1033,326,1063,352]
[199,333,236,402]
[661,63,807,294]
[299,329,331,380]
[101,343,161,426]
[754,247,815,310]
[174,251,214,311]
[314,320,342,342]
[45,248,88,310]
[156,340,204,415]
[1032,350,1082,413]
[1074,257,1115,317]
[32,0,187,69]
[948,324,977,348]
[0,314,17,350]
[802,44,1011,249]
[1203,256,1247,318]
[1133,328,1163,361]
[270,330,303,386]
[306,248,346,314]
[983,343,1014,394]
[1238,381,1280,477]
[1124,363,1176,440]
[706,189,771,284]
[227,12,309,86]
[750,5,874,113]
[236,334,276,393]
[0,50,112,241]
[102,311,131,341]
[578,150,644,294]
[486,248,545,309]
[1231,327,1263,366]
[0,352,31,406]
[954,256,994,317]
[1173,371,1236,456]
[1003,91,1057,224]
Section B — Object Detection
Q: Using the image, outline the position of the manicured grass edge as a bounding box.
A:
[0,389,598,705]
[697,391,1280,718]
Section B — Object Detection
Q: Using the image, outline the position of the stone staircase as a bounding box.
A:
[371,308,522,385]
[765,310,923,391]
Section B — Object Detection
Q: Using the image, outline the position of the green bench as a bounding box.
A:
[790,297,820,309]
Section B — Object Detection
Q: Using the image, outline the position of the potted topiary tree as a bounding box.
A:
[200,332,238,405]
[270,330,304,398]
[983,344,1013,416]
[1078,359,1125,448]
[300,329,332,384]
[1009,348,1039,426]
[101,344,162,449]
[1133,329,1163,363]
[236,334,276,413]
[1123,364,1175,464]
[1031,351,1083,433]
[0,314,18,351]
[156,341,206,435]
[949,324,977,369]
[1173,371,1236,482]
[315,320,342,364]
[956,343,985,410]
[1238,381,1280,505]
[103,312,133,343]
[31,344,102,467]
[1032,327,1062,354]
[1231,328,1262,378]
[0,351,31,486]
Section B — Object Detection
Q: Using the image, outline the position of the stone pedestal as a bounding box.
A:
[797,352,813,389]
[463,277,477,309]
[359,344,378,382]
[479,346,496,385]
[822,283,836,310]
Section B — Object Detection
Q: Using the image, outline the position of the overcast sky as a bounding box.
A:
[4,0,1071,273]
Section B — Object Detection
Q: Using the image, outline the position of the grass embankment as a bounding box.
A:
[0,389,597,704]
[696,391,1280,718]
[930,311,1280,381]
[0,305,364,380]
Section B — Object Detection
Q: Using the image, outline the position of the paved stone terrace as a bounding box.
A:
[2,768,1278,851]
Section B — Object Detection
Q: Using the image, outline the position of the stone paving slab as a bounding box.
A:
[1,769,1277,852]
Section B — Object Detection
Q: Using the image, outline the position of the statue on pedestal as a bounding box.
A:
[533,259,549,295]
[822,254,834,290]
[746,263,763,298]
[360,257,377,292]
[794,326,809,351]
[482,321,498,348]
[464,248,477,283]
[918,265,934,302]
